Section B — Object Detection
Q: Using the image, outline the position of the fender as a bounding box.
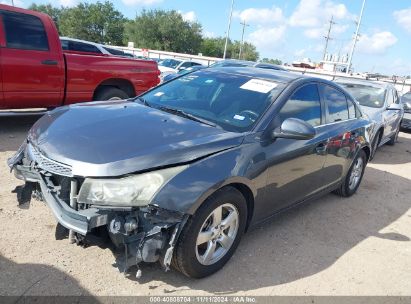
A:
[151,144,267,216]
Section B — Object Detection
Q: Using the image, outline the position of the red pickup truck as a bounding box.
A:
[0,5,160,110]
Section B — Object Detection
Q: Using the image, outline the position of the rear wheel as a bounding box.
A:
[94,87,129,101]
[173,187,247,278]
[335,150,367,197]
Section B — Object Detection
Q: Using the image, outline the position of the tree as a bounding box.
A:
[125,10,203,54]
[58,1,125,45]
[200,37,259,61]
[28,3,65,33]
[261,58,282,65]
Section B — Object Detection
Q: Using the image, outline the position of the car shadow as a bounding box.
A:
[127,166,411,294]
[0,255,94,299]
[0,116,42,152]
[370,132,411,165]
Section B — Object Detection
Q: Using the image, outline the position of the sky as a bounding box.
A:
[3,0,411,76]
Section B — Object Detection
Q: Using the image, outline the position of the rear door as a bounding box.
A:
[319,84,360,186]
[0,9,64,109]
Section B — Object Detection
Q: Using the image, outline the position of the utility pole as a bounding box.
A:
[322,16,335,61]
[223,0,235,59]
[11,0,15,6]
[346,0,366,74]
[238,20,250,60]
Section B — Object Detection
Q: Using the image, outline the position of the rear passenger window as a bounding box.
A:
[347,100,356,119]
[1,11,49,51]
[324,86,349,123]
[278,84,322,127]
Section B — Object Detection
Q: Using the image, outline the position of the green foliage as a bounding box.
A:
[28,3,260,60]
[261,58,282,65]
[125,10,203,54]
[200,37,259,61]
[28,3,65,34]
[30,1,125,45]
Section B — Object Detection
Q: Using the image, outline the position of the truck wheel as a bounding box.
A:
[172,187,247,278]
[94,87,129,101]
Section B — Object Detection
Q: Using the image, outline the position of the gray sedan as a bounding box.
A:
[9,68,372,279]
[335,79,403,159]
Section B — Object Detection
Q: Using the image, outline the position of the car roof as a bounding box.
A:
[334,77,392,89]
[206,67,305,84]
[60,37,101,46]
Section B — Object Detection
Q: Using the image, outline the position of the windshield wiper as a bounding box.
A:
[135,97,152,107]
[158,106,217,127]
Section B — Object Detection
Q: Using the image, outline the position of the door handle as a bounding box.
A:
[315,143,328,155]
[41,59,58,65]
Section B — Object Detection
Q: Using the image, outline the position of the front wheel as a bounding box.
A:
[335,149,367,197]
[172,187,247,278]
[387,126,400,146]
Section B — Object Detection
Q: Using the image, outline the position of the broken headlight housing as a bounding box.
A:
[77,165,188,207]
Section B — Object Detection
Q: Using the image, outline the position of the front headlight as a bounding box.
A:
[77,165,188,207]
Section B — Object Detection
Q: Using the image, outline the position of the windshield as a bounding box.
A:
[337,82,386,108]
[402,93,411,103]
[138,70,285,132]
[159,59,182,69]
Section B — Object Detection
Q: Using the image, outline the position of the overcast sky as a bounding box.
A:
[4,0,411,75]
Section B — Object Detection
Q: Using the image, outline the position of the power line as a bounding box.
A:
[238,20,250,60]
[322,16,336,61]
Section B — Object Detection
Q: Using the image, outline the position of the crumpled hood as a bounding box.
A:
[28,100,244,177]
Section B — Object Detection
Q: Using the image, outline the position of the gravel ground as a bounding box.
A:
[0,116,410,296]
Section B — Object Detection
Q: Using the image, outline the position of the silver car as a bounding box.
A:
[400,92,411,130]
[335,79,403,159]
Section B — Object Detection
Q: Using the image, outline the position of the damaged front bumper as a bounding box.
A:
[8,145,188,275]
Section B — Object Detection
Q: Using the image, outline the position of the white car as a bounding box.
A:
[158,58,203,79]
[60,37,133,58]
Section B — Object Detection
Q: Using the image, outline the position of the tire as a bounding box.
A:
[387,126,399,146]
[335,149,367,197]
[94,87,129,101]
[172,186,247,278]
[370,130,381,161]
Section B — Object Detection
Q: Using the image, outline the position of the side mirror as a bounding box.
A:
[387,103,402,111]
[272,118,316,140]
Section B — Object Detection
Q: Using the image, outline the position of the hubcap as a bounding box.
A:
[348,157,363,190]
[195,203,239,266]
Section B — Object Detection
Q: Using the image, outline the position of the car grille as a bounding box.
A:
[28,144,73,177]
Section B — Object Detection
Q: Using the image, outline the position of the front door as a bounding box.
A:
[257,83,328,220]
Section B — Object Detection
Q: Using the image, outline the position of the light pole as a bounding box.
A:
[346,0,366,74]
[223,0,235,59]
[11,0,15,6]
[238,20,249,59]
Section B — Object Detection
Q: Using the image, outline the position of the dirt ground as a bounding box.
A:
[0,116,410,296]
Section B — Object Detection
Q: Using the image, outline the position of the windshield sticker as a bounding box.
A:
[240,79,278,93]
[233,114,245,121]
[154,92,164,97]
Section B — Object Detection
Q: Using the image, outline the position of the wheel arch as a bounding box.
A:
[93,78,135,100]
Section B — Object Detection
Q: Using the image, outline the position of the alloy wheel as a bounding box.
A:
[195,203,239,266]
[348,157,364,190]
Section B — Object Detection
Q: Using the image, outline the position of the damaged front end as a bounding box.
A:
[8,141,189,277]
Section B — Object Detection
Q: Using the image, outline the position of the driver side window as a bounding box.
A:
[277,84,322,127]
